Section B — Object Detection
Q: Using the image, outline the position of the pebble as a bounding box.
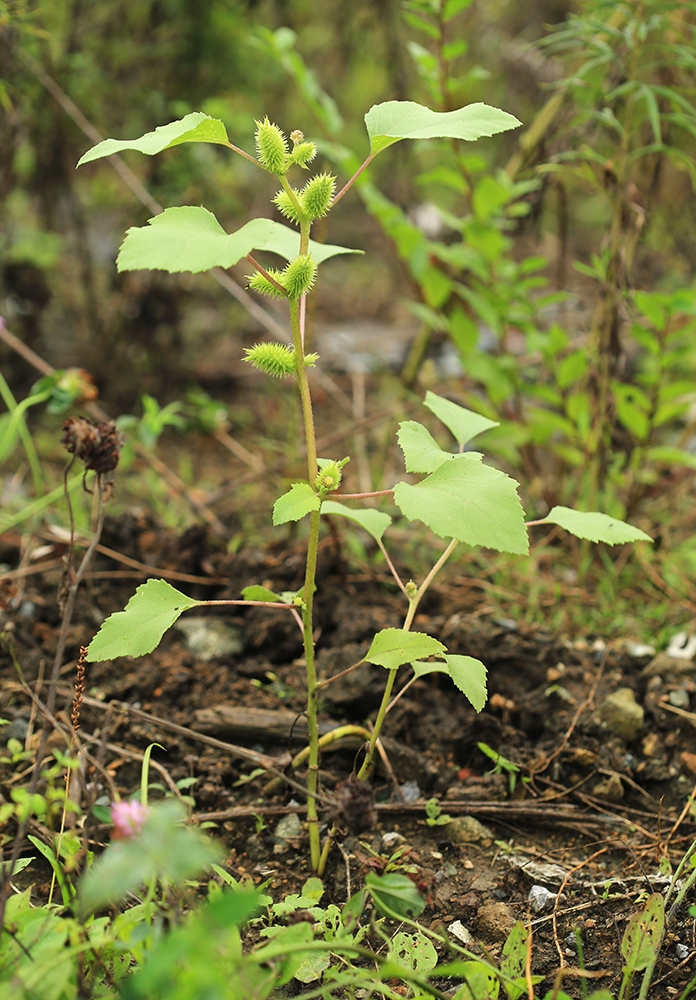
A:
[476,901,516,942]
[381,831,406,849]
[528,885,556,913]
[599,688,644,741]
[174,617,243,660]
[592,773,624,802]
[447,919,474,945]
[399,781,422,803]
[443,816,494,844]
[668,688,690,709]
[273,813,303,854]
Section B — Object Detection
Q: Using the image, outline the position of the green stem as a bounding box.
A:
[288,289,324,869]
[0,378,50,494]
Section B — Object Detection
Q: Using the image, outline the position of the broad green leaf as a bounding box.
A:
[77,112,230,166]
[411,656,488,712]
[321,499,391,543]
[365,628,446,670]
[365,872,425,919]
[424,391,499,447]
[452,961,500,999]
[501,921,529,981]
[397,420,454,473]
[365,100,521,156]
[538,507,652,545]
[393,456,528,554]
[621,894,664,972]
[443,654,488,712]
[389,930,438,974]
[273,483,321,525]
[117,207,360,274]
[241,585,285,602]
[86,579,201,661]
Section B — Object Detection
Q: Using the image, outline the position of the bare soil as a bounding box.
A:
[2,506,696,998]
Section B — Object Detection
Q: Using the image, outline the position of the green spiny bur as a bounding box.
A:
[255,117,288,175]
[287,140,317,168]
[301,173,336,220]
[283,254,317,298]
[246,268,287,299]
[273,188,303,224]
[243,343,318,378]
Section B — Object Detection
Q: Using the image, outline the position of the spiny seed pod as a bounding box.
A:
[243,343,318,378]
[255,117,288,175]
[282,253,317,299]
[333,778,376,836]
[287,141,317,169]
[246,268,288,300]
[314,461,342,493]
[273,188,303,224]
[300,173,336,220]
[243,343,297,378]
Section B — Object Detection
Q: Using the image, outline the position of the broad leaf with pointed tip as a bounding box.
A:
[365,101,521,156]
[321,500,391,543]
[412,655,488,712]
[117,207,361,274]
[77,113,230,167]
[273,483,321,525]
[538,507,652,545]
[424,391,499,448]
[87,579,201,661]
[365,628,446,670]
[394,456,528,554]
[396,421,455,474]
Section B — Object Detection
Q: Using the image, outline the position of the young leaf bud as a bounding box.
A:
[282,253,317,299]
[243,343,297,378]
[300,173,336,220]
[255,117,288,175]
[273,188,303,224]
[314,460,342,493]
[246,268,288,299]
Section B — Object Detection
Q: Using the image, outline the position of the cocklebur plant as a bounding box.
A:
[79,103,650,874]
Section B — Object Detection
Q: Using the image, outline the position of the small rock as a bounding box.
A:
[381,831,406,849]
[477,901,516,942]
[447,919,474,945]
[592,773,624,802]
[668,688,690,708]
[643,653,695,678]
[174,617,243,660]
[443,816,494,844]
[676,942,689,961]
[528,885,556,913]
[667,632,696,659]
[399,781,422,803]
[273,813,303,854]
[599,688,644,741]
[626,642,656,658]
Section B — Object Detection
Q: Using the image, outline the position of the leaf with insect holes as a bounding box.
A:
[117,207,360,274]
[321,500,391,543]
[412,655,487,712]
[77,112,231,166]
[364,100,521,156]
[365,628,446,670]
[273,483,321,525]
[394,456,528,554]
[538,506,652,545]
[424,391,499,448]
[86,579,201,661]
[621,894,665,972]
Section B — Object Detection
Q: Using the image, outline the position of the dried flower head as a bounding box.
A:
[61,417,121,475]
[333,778,376,836]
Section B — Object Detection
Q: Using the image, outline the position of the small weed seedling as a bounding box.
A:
[79,103,651,874]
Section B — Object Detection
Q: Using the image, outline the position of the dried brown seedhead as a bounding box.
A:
[333,777,376,836]
[61,417,121,475]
